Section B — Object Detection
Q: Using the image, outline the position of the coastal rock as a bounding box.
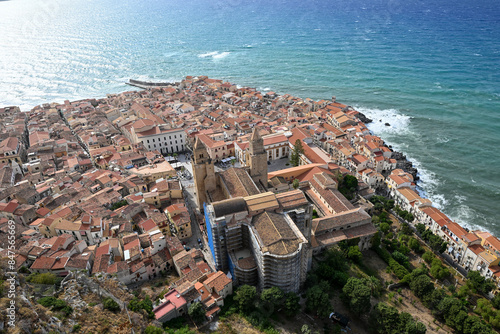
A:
[391,152,419,181]
[357,112,372,124]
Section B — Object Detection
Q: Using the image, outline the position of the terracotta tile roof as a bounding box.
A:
[204,271,231,293]
[309,178,353,214]
[312,208,371,235]
[220,167,260,198]
[275,189,309,210]
[486,236,500,252]
[252,211,302,255]
[468,244,485,255]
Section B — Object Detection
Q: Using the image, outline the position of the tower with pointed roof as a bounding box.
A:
[248,128,268,189]
[192,136,216,209]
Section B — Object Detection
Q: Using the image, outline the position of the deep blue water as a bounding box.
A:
[1,0,499,233]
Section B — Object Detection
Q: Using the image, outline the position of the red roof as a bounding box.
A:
[36,207,51,217]
[153,290,186,320]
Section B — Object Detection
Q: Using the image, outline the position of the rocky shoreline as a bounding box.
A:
[391,151,419,181]
[357,111,373,124]
[357,111,419,181]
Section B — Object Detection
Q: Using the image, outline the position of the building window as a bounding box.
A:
[147,140,150,143]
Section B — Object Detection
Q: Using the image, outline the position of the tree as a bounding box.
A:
[342,277,371,315]
[369,303,401,334]
[290,139,304,166]
[325,248,349,272]
[188,302,205,323]
[370,303,427,334]
[463,315,494,334]
[384,199,395,211]
[492,294,500,309]
[415,223,426,235]
[467,270,495,294]
[392,251,409,268]
[435,297,467,330]
[365,276,382,297]
[284,291,301,317]
[422,288,446,310]
[128,296,154,319]
[103,297,120,312]
[409,275,434,299]
[347,246,362,263]
[338,175,358,200]
[292,178,300,189]
[145,325,164,334]
[380,222,390,234]
[305,281,332,317]
[429,259,450,280]
[261,286,284,311]
[234,285,256,314]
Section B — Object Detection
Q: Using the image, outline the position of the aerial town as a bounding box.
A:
[1,76,499,333]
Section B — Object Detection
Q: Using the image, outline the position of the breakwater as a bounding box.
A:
[126,79,173,89]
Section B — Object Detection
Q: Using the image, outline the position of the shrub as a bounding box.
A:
[103,297,120,312]
[422,251,435,264]
[389,259,409,279]
[392,251,409,268]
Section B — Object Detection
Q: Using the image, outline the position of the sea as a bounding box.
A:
[1,0,499,234]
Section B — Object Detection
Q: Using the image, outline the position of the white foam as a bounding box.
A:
[212,51,230,59]
[198,51,231,60]
[198,51,219,58]
[356,106,412,136]
[436,136,450,143]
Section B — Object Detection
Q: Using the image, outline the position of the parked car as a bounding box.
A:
[329,312,350,328]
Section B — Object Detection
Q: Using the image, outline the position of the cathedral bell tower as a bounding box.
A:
[248,128,268,189]
[192,137,216,209]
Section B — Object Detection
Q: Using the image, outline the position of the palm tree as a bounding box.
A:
[365,276,382,297]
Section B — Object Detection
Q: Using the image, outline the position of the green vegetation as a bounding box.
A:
[476,298,500,329]
[290,139,304,167]
[341,277,371,315]
[394,205,414,222]
[27,272,57,285]
[38,296,73,316]
[305,281,332,317]
[369,303,426,334]
[337,174,358,200]
[128,295,154,319]
[102,297,120,312]
[144,326,164,334]
[293,178,300,189]
[261,286,285,310]
[234,284,257,313]
[283,291,301,317]
[465,270,495,295]
[188,302,205,323]
[110,199,128,210]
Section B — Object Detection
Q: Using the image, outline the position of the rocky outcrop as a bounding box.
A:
[357,112,373,124]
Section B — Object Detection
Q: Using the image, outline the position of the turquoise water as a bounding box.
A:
[1,0,499,233]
